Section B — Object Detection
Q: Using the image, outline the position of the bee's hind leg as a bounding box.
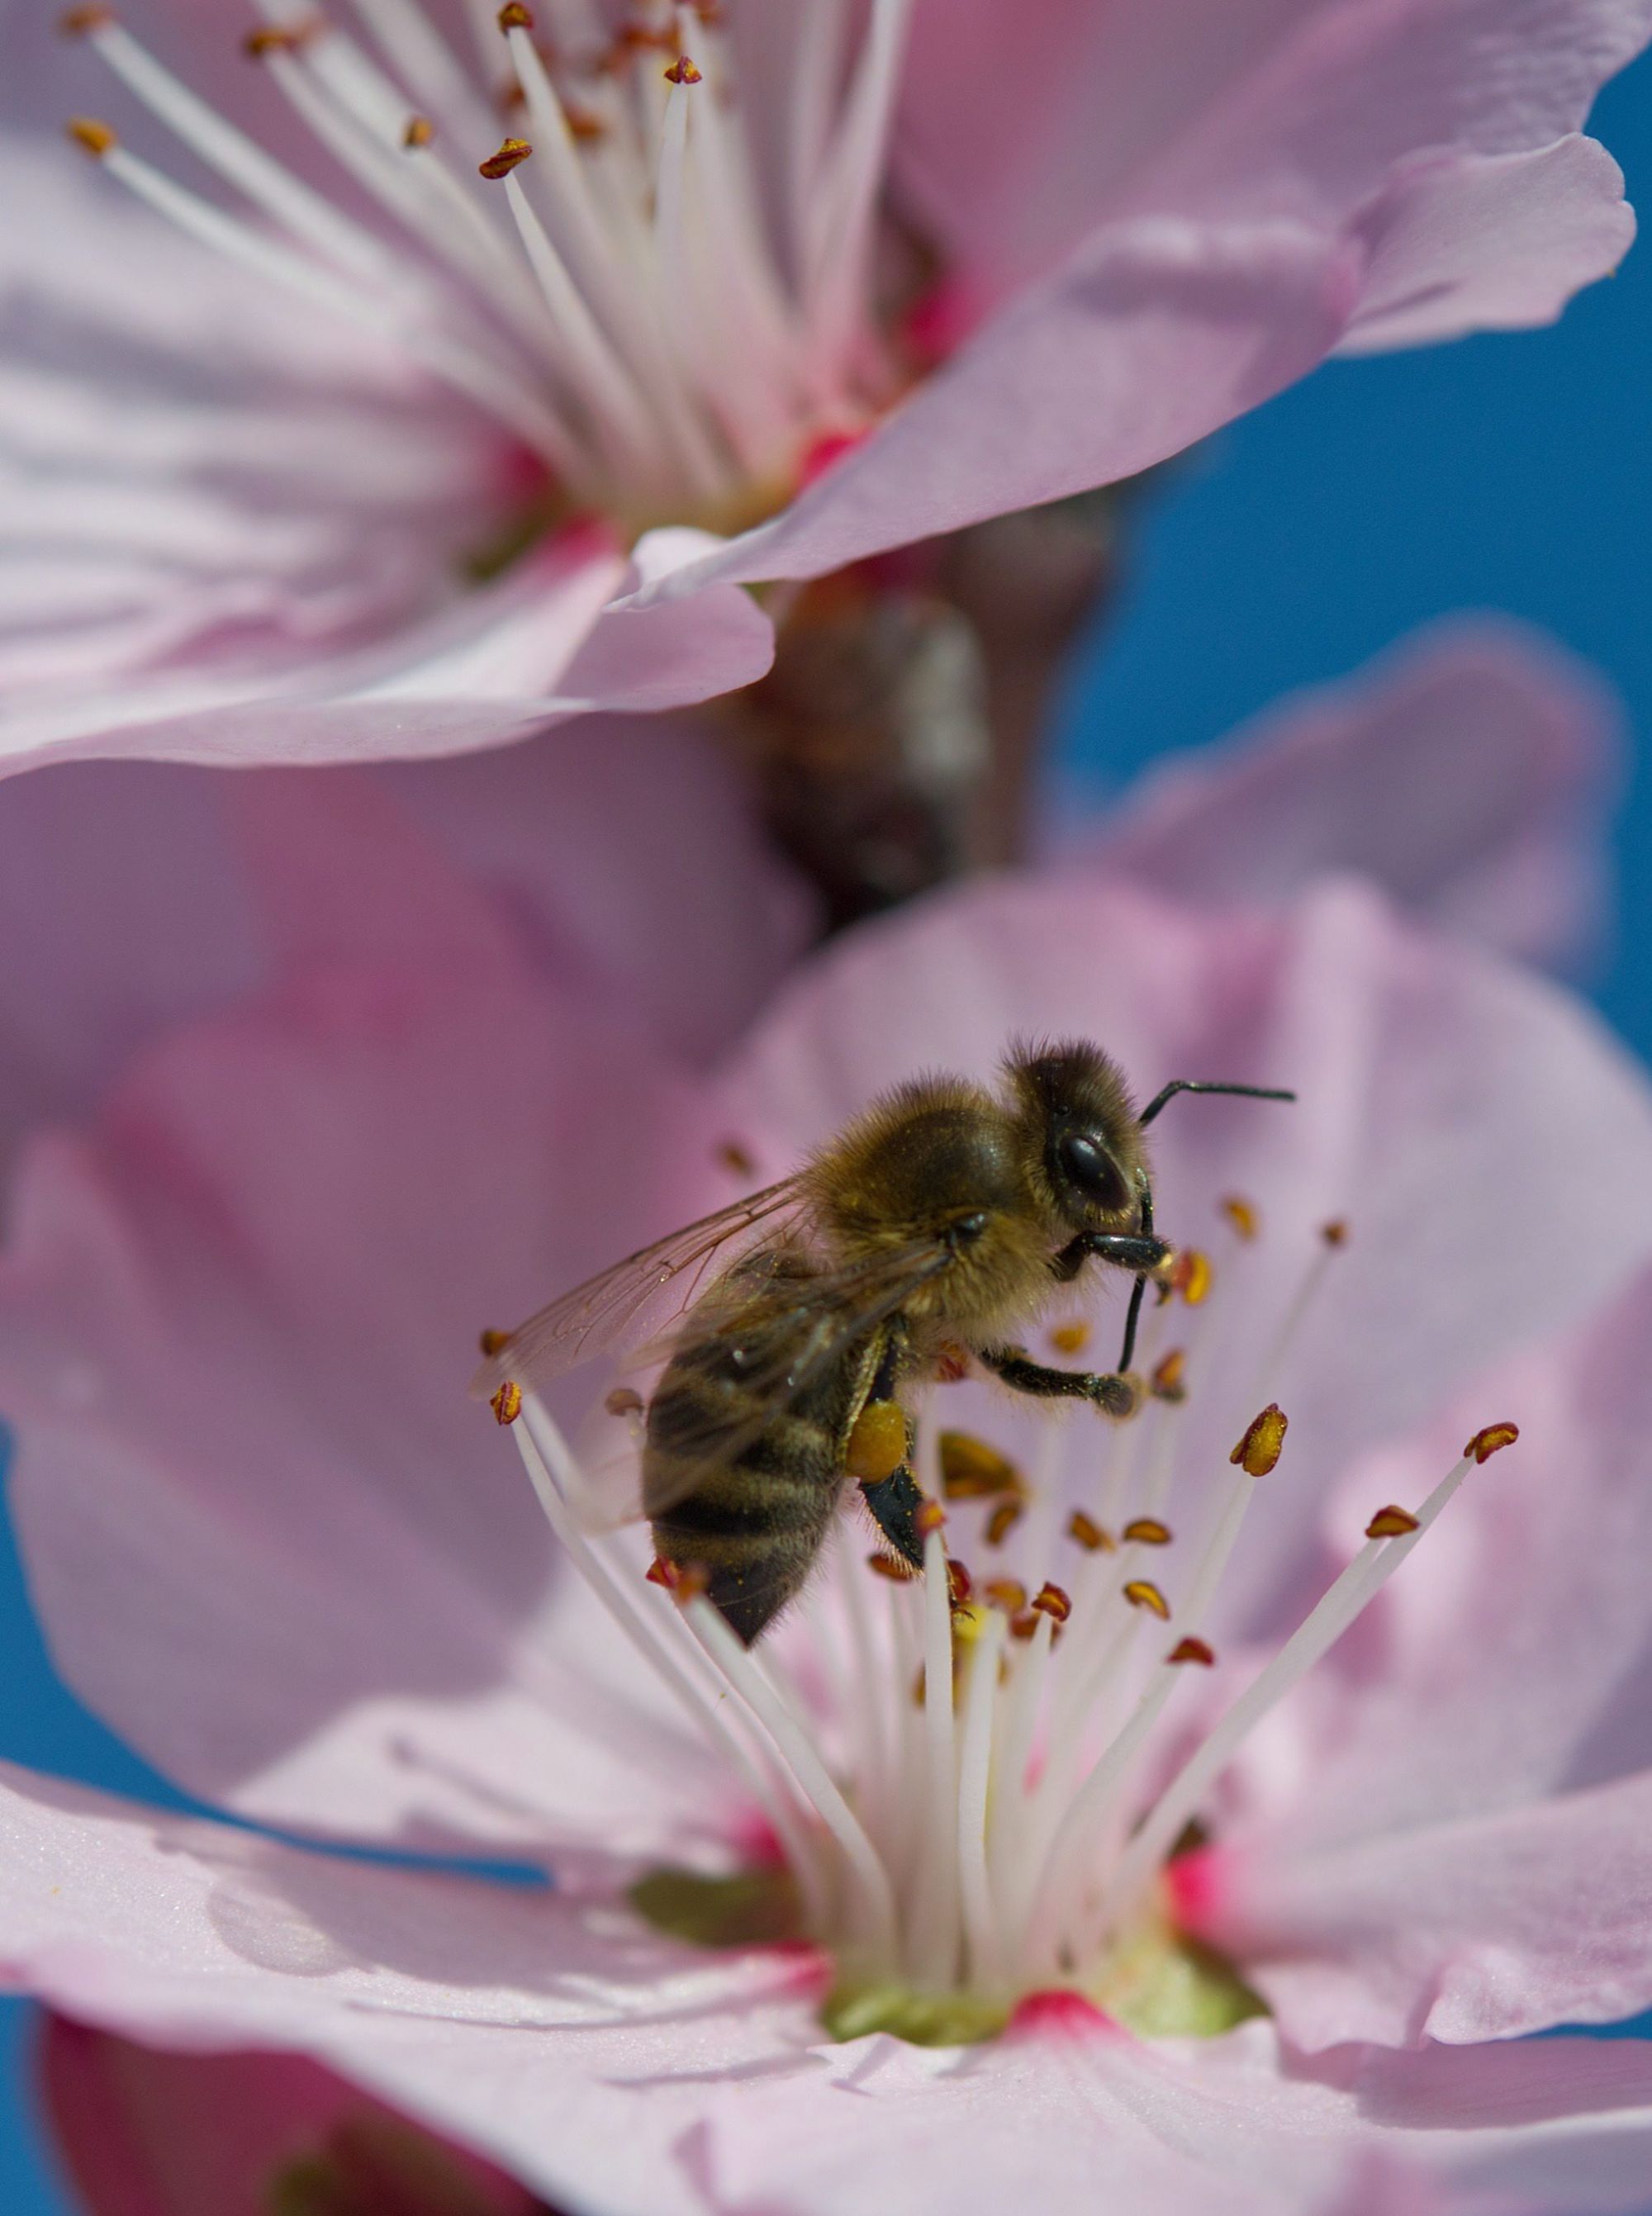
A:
[858,1462,926,1572]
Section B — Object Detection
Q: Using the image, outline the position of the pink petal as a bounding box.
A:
[900,0,1651,299]
[631,218,1358,596]
[1338,139,1636,354]
[1083,619,1623,968]
[1200,1769,1652,2051]
[40,2014,539,2216]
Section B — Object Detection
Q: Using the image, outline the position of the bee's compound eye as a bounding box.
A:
[1056,1132,1130,1213]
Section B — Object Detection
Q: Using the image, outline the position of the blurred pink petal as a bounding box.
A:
[1082,619,1623,969]
[40,2013,541,2216]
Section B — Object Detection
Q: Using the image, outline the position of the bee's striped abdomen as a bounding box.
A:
[644,1270,871,1645]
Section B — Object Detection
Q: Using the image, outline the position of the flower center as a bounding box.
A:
[61,0,919,539]
[496,1202,1517,2046]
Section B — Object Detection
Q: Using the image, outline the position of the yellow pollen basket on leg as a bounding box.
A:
[846,1399,908,1483]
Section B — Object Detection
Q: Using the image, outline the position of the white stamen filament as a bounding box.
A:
[67,0,914,527]
[500,1198,1509,2029]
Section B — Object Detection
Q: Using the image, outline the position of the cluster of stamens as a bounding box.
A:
[496,1196,1517,2041]
[61,0,914,529]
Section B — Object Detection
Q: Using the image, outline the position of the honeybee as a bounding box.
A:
[473,1042,1293,1644]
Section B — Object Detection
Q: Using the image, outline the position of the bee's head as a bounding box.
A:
[1006,1039,1150,1237]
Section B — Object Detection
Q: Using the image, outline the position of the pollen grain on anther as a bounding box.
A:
[66,116,116,158]
[1230,1402,1288,1476]
[491,1380,523,1426]
[1365,1505,1420,1539]
[1221,1195,1260,1241]
[478,136,533,179]
[1032,1580,1072,1624]
[1123,1579,1170,1619]
[1465,1421,1519,1464]
[1066,1509,1114,1553]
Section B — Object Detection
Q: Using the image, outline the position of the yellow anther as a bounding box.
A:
[66,116,116,157]
[1322,1218,1351,1249]
[1151,1348,1187,1402]
[478,1326,511,1358]
[1123,1516,1172,1546]
[1365,1505,1420,1539]
[1066,1509,1114,1553]
[938,1431,1022,1498]
[983,1578,1027,1612]
[664,54,702,82]
[1464,1421,1519,1464]
[479,136,533,178]
[491,1380,523,1426]
[1049,1320,1090,1356]
[1171,1249,1213,1306]
[1230,1402,1288,1477]
[497,2,534,27]
[1220,1195,1260,1241]
[916,1498,947,1537]
[846,1398,907,1483]
[985,1500,1024,1548]
[403,115,435,148]
[1123,1579,1170,1620]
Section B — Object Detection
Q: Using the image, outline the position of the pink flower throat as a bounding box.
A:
[61,0,914,529]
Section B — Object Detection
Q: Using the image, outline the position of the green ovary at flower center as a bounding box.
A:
[629,1862,1262,2048]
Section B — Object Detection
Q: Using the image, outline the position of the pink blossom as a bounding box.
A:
[39,2012,545,2216]
[4,0,1645,772]
[0,659,1649,2209]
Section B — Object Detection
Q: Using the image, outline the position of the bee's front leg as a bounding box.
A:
[1048,1231,1170,1283]
[979,1345,1140,1420]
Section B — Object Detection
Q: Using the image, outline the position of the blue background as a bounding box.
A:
[5,58,1652,2214]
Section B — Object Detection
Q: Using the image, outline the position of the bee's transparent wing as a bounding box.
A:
[575,1235,959,1530]
[470,1175,812,1398]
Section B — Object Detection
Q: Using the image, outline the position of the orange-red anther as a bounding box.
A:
[1365,1505,1420,1539]
[59,6,114,33]
[673,1564,710,1606]
[478,1326,511,1358]
[497,2,534,27]
[663,53,702,82]
[1171,1249,1213,1306]
[1049,1320,1089,1356]
[845,1399,907,1483]
[1321,1218,1350,1249]
[1032,1581,1071,1624]
[478,135,532,178]
[1465,1421,1519,1464]
[1123,1578,1170,1619]
[1168,1636,1215,1666]
[1009,1610,1041,1641]
[605,1384,645,1418]
[716,1137,757,1179]
[947,1560,973,1610]
[491,1381,523,1426]
[938,1431,1021,1498]
[984,1578,1027,1612]
[985,1499,1024,1547]
[66,116,116,155]
[1151,1348,1187,1403]
[403,114,435,147]
[868,1552,918,1583]
[1230,1402,1288,1477]
[1066,1509,1114,1553]
[1123,1516,1172,1546]
[916,1498,947,1537]
[564,105,608,141]
[1220,1195,1259,1241]
[645,1555,679,1589]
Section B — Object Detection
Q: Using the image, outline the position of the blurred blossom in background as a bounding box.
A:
[1,5,1651,2211]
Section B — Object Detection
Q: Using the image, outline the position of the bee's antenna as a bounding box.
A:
[1118,1081,1296,1372]
[1137,1080,1296,1129]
